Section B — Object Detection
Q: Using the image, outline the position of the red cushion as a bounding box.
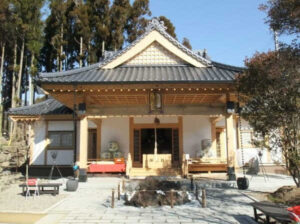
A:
[27,178,37,186]
[287,206,300,222]
[88,164,126,173]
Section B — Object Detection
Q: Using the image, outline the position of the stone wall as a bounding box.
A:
[0,137,27,191]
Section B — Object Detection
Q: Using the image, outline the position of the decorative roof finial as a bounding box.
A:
[146,18,167,32]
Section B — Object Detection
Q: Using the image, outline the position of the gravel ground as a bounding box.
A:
[0,179,68,213]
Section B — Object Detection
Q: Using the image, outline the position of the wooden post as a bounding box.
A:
[202,188,206,208]
[79,117,88,168]
[196,185,199,200]
[117,183,120,200]
[190,177,194,191]
[170,189,174,208]
[225,97,236,180]
[122,177,125,192]
[111,189,115,208]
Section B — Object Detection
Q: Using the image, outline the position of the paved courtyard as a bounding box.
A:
[32,174,294,224]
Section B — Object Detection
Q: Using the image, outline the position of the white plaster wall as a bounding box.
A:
[32,121,46,165]
[48,121,74,131]
[183,115,211,157]
[47,150,74,165]
[134,116,178,124]
[33,120,76,165]
[101,118,129,158]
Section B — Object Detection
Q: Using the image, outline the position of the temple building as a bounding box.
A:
[8,19,282,179]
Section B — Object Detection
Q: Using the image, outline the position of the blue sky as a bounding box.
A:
[41,0,289,67]
[149,0,278,66]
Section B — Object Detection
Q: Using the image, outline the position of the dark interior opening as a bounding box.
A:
[141,128,172,155]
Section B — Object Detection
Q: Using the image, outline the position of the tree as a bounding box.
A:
[260,0,300,35]
[238,45,300,186]
[182,37,192,50]
[158,16,176,38]
[126,0,151,43]
[68,0,91,68]
[109,0,131,50]
[87,0,110,62]
[0,0,11,136]
[40,0,68,72]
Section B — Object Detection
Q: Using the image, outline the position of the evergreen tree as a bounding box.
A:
[126,0,151,43]
[109,0,131,50]
[87,0,110,62]
[158,16,176,38]
[182,37,192,50]
[69,0,91,67]
[40,0,68,72]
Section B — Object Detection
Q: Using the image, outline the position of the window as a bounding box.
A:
[48,131,74,149]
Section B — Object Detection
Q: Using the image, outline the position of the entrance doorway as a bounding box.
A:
[133,127,180,167]
[141,128,173,155]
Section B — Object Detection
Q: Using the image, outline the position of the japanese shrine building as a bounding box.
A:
[8,19,281,179]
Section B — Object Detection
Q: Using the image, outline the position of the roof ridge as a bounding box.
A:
[212,61,245,72]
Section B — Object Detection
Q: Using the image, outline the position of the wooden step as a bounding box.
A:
[129,168,182,177]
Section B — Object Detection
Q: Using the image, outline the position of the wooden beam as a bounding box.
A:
[87,104,226,116]
[42,83,235,93]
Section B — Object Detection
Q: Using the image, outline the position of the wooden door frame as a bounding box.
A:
[129,116,183,168]
[88,128,97,161]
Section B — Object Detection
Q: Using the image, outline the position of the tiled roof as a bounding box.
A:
[8,98,73,116]
[36,19,245,85]
[37,64,243,84]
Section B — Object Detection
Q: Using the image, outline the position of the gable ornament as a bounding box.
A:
[146,18,167,32]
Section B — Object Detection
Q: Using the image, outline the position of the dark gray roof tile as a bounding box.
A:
[8,98,73,116]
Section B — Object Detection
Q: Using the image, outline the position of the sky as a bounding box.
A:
[148,0,278,67]
[41,0,292,67]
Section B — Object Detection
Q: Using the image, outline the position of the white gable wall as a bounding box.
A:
[102,30,206,69]
[124,42,185,66]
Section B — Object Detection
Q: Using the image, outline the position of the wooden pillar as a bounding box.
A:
[210,118,217,156]
[91,119,102,159]
[178,116,183,163]
[79,117,88,169]
[225,113,236,180]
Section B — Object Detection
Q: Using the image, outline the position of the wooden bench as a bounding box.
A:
[251,201,291,224]
[19,183,62,196]
[188,163,227,173]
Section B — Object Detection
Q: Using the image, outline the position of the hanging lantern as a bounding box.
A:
[149,92,163,113]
